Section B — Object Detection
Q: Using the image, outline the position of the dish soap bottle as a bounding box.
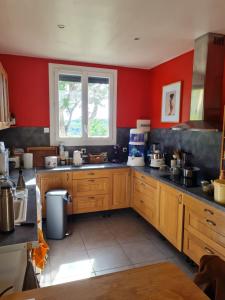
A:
[17,169,26,191]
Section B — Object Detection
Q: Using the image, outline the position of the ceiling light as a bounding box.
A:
[57,24,65,29]
[134,37,140,41]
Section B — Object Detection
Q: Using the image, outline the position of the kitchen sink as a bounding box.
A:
[14,190,28,225]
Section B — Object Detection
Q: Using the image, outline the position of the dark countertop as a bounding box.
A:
[0,169,38,248]
[133,166,225,213]
[36,162,129,173]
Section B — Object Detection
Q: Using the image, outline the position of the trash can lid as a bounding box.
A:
[46,189,68,196]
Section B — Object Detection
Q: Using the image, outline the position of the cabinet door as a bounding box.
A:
[37,172,72,217]
[158,183,183,251]
[132,177,158,227]
[111,169,130,209]
[0,63,10,128]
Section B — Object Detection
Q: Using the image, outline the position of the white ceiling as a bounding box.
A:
[0,0,225,69]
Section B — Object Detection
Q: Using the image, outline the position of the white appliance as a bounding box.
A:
[73,150,82,166]
[23,153,33,169]
[127,129,145,167]
[0,149,9,176]
[45,156,58,169]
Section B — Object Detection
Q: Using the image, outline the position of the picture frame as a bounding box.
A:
[161,81,181,123]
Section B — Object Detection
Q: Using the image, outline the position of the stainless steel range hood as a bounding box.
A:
[172,33,225,131]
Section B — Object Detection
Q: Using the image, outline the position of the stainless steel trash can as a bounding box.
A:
[46,189,69,240]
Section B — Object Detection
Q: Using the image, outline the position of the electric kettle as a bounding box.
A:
[0,177,15,232]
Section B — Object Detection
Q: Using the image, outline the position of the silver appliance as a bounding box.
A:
[172,33,225,131]
[0,178,15,232]
[0,149,9,177]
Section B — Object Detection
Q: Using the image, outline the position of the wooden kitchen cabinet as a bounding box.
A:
[37,172,72,217]
[132,171,159,228]
[183,194,225,264]
[158,183,183,251]
[111,168,130,209]
[183,229,225,264]
[0,63,10,130]
[72,170,112,214]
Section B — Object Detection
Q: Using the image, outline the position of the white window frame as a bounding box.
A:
[49,63,117,146]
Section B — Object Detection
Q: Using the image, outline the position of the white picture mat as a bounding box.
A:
[161,81,181,123]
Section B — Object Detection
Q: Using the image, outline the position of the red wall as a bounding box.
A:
[148,51,194,129]
[0,54,149,128]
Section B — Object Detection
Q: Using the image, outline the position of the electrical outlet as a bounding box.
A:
[44,128,49,133]
[122,147,127,153]
[81,148,87,154]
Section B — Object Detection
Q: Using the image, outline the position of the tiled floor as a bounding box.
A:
[40,209,197,287]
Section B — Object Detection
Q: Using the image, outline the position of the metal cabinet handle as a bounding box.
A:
[206,219,216,226]
[204,208,214,215]
[140,200,144,204]
[88,179,95,182]
[204,247,214,255]
[88,196,95,199]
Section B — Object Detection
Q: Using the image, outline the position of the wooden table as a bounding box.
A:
[3,263,209,300]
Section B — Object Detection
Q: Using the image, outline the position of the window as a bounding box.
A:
[49,64,117,146]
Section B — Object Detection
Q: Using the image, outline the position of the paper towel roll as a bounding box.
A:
[23,153,33,169]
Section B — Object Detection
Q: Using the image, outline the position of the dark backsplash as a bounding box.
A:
[0,127,130,162]
[150,128,221,179]
[0,127,221,177]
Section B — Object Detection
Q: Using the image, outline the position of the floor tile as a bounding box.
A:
[151,235,179,259]
[95,265,133,276]
[50,249,94,282]
[120,239,167,264]
[87,245,132,272]
[47,231,85,256]
[50,272,95,286]
[81,228,118,250]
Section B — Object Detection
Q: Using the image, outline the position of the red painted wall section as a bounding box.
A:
[0,54,149,128]
[148,51,194,129]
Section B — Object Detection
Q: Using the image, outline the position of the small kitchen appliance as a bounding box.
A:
[149,143,165,168]
[45,156,58,169]
[0,177,15,232]
[127,129,145,166]
[73,150,82,166]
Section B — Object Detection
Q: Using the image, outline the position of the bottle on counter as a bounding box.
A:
[16,169,26,191]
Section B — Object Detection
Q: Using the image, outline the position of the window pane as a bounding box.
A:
[58,74,82,137]
[88,76,110,137]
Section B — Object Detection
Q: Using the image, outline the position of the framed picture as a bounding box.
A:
[161,81,181,123]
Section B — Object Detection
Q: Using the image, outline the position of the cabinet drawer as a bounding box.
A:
[133,171,157,189]
[134,178,157,197]
[184,194,225,241]
[73,178,111,196]
[133,191,156,225]
[72,170,111,180]
[185,207,225,249]
[183,230,225,265]
[73,195,109,213]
